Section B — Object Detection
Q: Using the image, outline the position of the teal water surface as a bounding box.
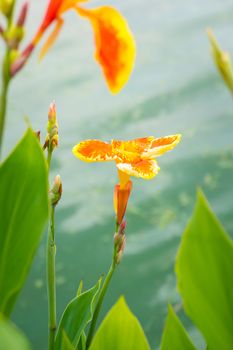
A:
[2,0,233,349]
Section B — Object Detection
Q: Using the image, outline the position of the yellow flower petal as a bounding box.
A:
[116,160,160,180]
[142,134,181,159]
[112,137,154,163]
[72,140,114,162]
[76,5,136,93]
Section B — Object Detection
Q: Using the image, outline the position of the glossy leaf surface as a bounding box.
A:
[0,129,49,316]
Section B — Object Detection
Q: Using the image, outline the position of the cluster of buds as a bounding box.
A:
[50,175,62,207]
[44,102,59,152]
[0,0,28,52]
[114,221,126,265]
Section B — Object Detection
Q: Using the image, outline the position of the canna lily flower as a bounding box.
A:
[73,134,181,225]
[12,0,136,93]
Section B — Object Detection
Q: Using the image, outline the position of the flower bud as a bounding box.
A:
[45,102,59,151]
[16,1,28,27]
[114,180,132,226]
[50,175,62,206]
[0,0,14,18]
[5,25,25,49]
[114,220,127,264]
[207,29,233,94]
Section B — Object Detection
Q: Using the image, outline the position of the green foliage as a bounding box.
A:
[208,29,233,94]
[0,315,31,350]
[0,129,49,316]
[61,332,75,350]
[160,305,197,350]
[89,296,150,350]
[176,190,233,350]
[55,279,102,349]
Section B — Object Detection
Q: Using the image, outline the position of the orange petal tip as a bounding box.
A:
[77,5,136,93]
[73,140,114,162]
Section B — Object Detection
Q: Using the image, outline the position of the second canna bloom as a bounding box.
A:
[73,135,181,226]
[13,0,136,93]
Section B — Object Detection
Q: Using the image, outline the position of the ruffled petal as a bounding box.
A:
[76,6,136,93]
[117,160,160,180]
[142,134,181,159]
[112,137,154,163]
[72,140,114,162]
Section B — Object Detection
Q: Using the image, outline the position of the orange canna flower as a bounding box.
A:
[73,134,181,225]
[13,0,136,93]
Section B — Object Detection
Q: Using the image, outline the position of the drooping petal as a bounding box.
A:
[59,0,87,14]
[72,140,114,162]
[117,160,160,180]
[142,134,181,159]
[114,180,132,225]
[39,18,64,60]
[76,5,136,93]
[112,137,154,163]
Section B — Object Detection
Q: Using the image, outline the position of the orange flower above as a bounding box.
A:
[15,0,136,93]
[73,134,181,224]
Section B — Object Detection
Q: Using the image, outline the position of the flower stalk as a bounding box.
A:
[86,221,126,349]
[0,1,15,155]
[45,103,61,350]
[47,203,56,350]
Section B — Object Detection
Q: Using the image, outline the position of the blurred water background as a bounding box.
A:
[2,0,233,348]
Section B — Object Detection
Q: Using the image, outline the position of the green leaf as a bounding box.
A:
[0,129,49,316]
[176,190,233,350]
[89,296,150,350]
[76,333,86,350]
[160,305,197,350]
[61,331,75,350]
[55,278,102,349]
[0,315,31,350]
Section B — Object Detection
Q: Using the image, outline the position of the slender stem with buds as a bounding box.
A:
[47,148,57,350]
[0,51,10,155]
[0,4,15,155]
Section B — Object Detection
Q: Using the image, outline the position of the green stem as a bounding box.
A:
[86,259,116,349]
[47,146,52,172]
[47,205,56,350]
[47,148,56,350]
[0,2,16,156]
[0,49,11,156]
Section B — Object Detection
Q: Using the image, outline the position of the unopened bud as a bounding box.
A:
[114,220,126,264]
[6,25,25,49]
[45,102,59,151]
[17,1,29,27]
[48,102,56,124]
[207,29,233,94]
[50,175,62,206]
[0,0,14,18]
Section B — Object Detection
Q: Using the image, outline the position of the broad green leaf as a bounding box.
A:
[0,315,31,350]
[55,278,101,349]
[176,190,233,350]
[61,331,75,350]
[160,305,197,350]
[0,129,49,316]
[76,332,86,350]
[89,296,150,350]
